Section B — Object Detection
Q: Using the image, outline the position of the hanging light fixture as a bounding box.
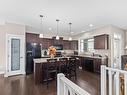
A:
[69,22,72,41]
[39,34,44,38]
[56,19,60,40]
[39,15,44,38]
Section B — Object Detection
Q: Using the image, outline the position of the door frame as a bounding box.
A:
[5,34,25,77]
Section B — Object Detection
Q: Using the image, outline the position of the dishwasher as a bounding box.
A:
[84,59,94,72]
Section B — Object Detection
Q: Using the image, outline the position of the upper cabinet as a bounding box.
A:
[94,34,109,49]
[62,40,78,50]
[70,40,78,50]
[26,33,39,43]
[63,40,71,50]
[26,33,78,50]
[52,37,63,45]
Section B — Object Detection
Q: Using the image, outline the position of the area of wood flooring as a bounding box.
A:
[0,69,100,95]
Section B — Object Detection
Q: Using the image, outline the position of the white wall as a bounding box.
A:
[0,23,25,74]
[72,25,125,67]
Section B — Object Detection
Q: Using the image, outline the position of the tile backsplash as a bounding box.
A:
[79,50,109,57]
[94,50,109,57]
[41,49,77,56]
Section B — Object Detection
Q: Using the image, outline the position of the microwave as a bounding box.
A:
[53,44,63,50]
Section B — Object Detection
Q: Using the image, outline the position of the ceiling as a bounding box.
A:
[0,0,127,36]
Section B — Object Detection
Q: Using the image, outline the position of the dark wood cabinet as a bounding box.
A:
[26,33,39,43]
[34,63,43,84]
[94,58,101,73]
[52,37,63,45]
[84,58,94,72]
[94,34,109,49]
[63,40,71,50]
[40,39,53,49]
[70,41,78,50]
[26,33,78,50]
[80,56,103,73]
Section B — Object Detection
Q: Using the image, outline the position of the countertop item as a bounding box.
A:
[44,50,47,56]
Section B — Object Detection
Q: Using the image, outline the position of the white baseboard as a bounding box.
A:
[0,71,4,75]
[22,71,26,75]
[4,71,26,77]
[0,66,5,75]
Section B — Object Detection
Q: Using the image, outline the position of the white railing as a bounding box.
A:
[101,65,127,95]
[57,73,91,95]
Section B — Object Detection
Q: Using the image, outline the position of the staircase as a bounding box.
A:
[101,65,127,95]
[57,73,91,95]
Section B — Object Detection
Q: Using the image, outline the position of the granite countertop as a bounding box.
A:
[34,54,106,64]
[72,55,103,59]
[33,57,70,64]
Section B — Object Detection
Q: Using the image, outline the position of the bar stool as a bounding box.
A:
[45,59,57,88]
[59,58,68,76]
[68,57,77,80]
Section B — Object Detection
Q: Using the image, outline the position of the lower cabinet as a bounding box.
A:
[81,57,102,73]
[94,58,101,73]
[84,59,94,72]
[77,56,86,69]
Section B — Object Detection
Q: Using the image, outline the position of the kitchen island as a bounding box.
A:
[33,55,108,84]
[33,57,71,84]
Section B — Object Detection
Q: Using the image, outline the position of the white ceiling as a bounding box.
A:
[0,0,127,36]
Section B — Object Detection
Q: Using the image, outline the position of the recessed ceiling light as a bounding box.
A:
[81,31,85,33]
[49,27,52,31]
[89,24,93,27]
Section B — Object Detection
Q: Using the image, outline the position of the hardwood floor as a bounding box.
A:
[0,69,100,95]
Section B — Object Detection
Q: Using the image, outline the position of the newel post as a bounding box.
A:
[57,73,65,95]
[101,65,107,95]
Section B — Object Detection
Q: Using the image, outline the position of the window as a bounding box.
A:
[80,38,94,52]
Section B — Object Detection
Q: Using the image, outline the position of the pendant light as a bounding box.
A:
[39,15,44,38]
[56,19,60,40]
[69,22,72,41]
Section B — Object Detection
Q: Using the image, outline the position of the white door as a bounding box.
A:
[6,34,25,76]
[113,39,121,68]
